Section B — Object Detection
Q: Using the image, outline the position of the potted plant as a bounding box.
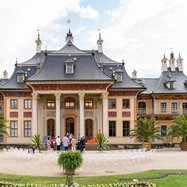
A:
[95,132,109,151]
[32,134,43,152]
[130,116,162,149]
[58,151,83,186]
[168,114,187,151]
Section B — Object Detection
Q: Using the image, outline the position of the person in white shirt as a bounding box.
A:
[56,136,61,151]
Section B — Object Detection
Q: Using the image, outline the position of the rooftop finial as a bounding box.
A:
[170,47,174,59]
[15,57,18,67]
[65,18,73,43]
[35,29,42,53]
[97,28,103,53]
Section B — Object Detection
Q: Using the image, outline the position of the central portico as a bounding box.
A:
[29,83,111,139]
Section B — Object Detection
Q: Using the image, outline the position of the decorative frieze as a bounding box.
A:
[47,111,55,117]
[30,83,110,91]
[109,91,137,96]
[85,111,93,117]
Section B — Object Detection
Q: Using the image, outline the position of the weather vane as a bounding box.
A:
[66,18,71,29]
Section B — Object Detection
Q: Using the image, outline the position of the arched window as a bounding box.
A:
[65,97,75,109]
[138,102,146,114]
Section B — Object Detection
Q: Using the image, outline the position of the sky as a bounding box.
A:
[1,0,187,78]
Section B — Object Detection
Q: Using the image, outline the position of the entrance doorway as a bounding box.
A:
[65,118,74,136]
[47,119,55,138]
[85,119,93,140]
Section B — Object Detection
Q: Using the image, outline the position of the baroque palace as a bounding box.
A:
[0,29,186,145]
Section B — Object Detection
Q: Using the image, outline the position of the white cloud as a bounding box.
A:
[87,0,187,77]
[0,0,99,77]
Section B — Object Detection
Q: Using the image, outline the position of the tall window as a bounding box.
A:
[123,99,130,109]
[24,99,31,109]
[109,99,116,109]
[24,121,31,137]
[47,99,55,109]
[109,121,116,137]
[160,102,167,113]
[161,125,167,137]
[85,99,93,109]
[171,102,177,111]
[65,98,75,109]
[10,99,18,109]
[17,74,24,83]
[123,121,130,136]
[10,121,18,137]
[182,102,187,115]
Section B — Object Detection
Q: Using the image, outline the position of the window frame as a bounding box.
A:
[122,99,130,109]
[10,121,18,137]
[24,121,31,137]
[160,102,167,113]
[171,102,178,111]
[123,121,130,137]
[160,125,167,137]
[10,99,18,109]
[24,99,32,109]
[109,121,116,137]
[84,99,93,109]
[65,97,75,109]
[46,99,55,109]
[109,99,116,109]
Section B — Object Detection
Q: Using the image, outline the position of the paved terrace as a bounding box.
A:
[0,148,186,176]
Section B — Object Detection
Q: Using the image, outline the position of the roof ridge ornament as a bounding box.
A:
[65,18,74,43]
[97,28,103,53]
[35,29,42,53]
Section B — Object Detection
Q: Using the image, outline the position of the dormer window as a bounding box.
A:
[65,58,75,74]
[17,74,24,83]
[164,80,175,89]
[115,73,122,82]
[16,68,25,83]
[66,64,73,74]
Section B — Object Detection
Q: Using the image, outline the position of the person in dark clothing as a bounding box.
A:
[80,136,86,153]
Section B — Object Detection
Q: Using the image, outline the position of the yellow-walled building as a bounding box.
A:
[0,30,186,145]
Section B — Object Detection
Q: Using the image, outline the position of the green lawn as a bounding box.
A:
[0,170,187,187]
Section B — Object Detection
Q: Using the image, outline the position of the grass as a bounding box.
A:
[0,170,187,186]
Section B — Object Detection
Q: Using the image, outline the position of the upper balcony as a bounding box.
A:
[137,107,186,116]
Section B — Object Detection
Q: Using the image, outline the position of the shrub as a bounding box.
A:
[95,132,109,151]
[32,134,43,151]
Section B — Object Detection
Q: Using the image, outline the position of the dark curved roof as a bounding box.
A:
[20,51,45,65]
[28,54,112,81]
[0,66,37,90]
[52,41,90,55]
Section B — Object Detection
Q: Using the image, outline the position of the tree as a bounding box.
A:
[0,116,9,136]
[130,116,162,148]
[168,114,187,150]
[58,151,83,186]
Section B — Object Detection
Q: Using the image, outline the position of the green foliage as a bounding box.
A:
[32,134,43,151]
[130,116,162,143]
[168,114,187,143]
[57,151,83,171]
[95,132,109,151]
[0,116,9,136]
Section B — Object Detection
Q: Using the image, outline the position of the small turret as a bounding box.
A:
[176,53,183,71]
[35,30,42,53]
[97,29,103,53]
[161,54,168,72]
[65,29,74,43]
[3,70,8,79]
[132,69,137,79]
[169,51,175,71]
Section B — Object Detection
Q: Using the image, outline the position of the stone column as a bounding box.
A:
[32,93,38,136]
[55,93,61,137]
[79,93,85,138]
[102,92,108,137]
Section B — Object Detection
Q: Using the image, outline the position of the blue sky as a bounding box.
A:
[1,0,187,78]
